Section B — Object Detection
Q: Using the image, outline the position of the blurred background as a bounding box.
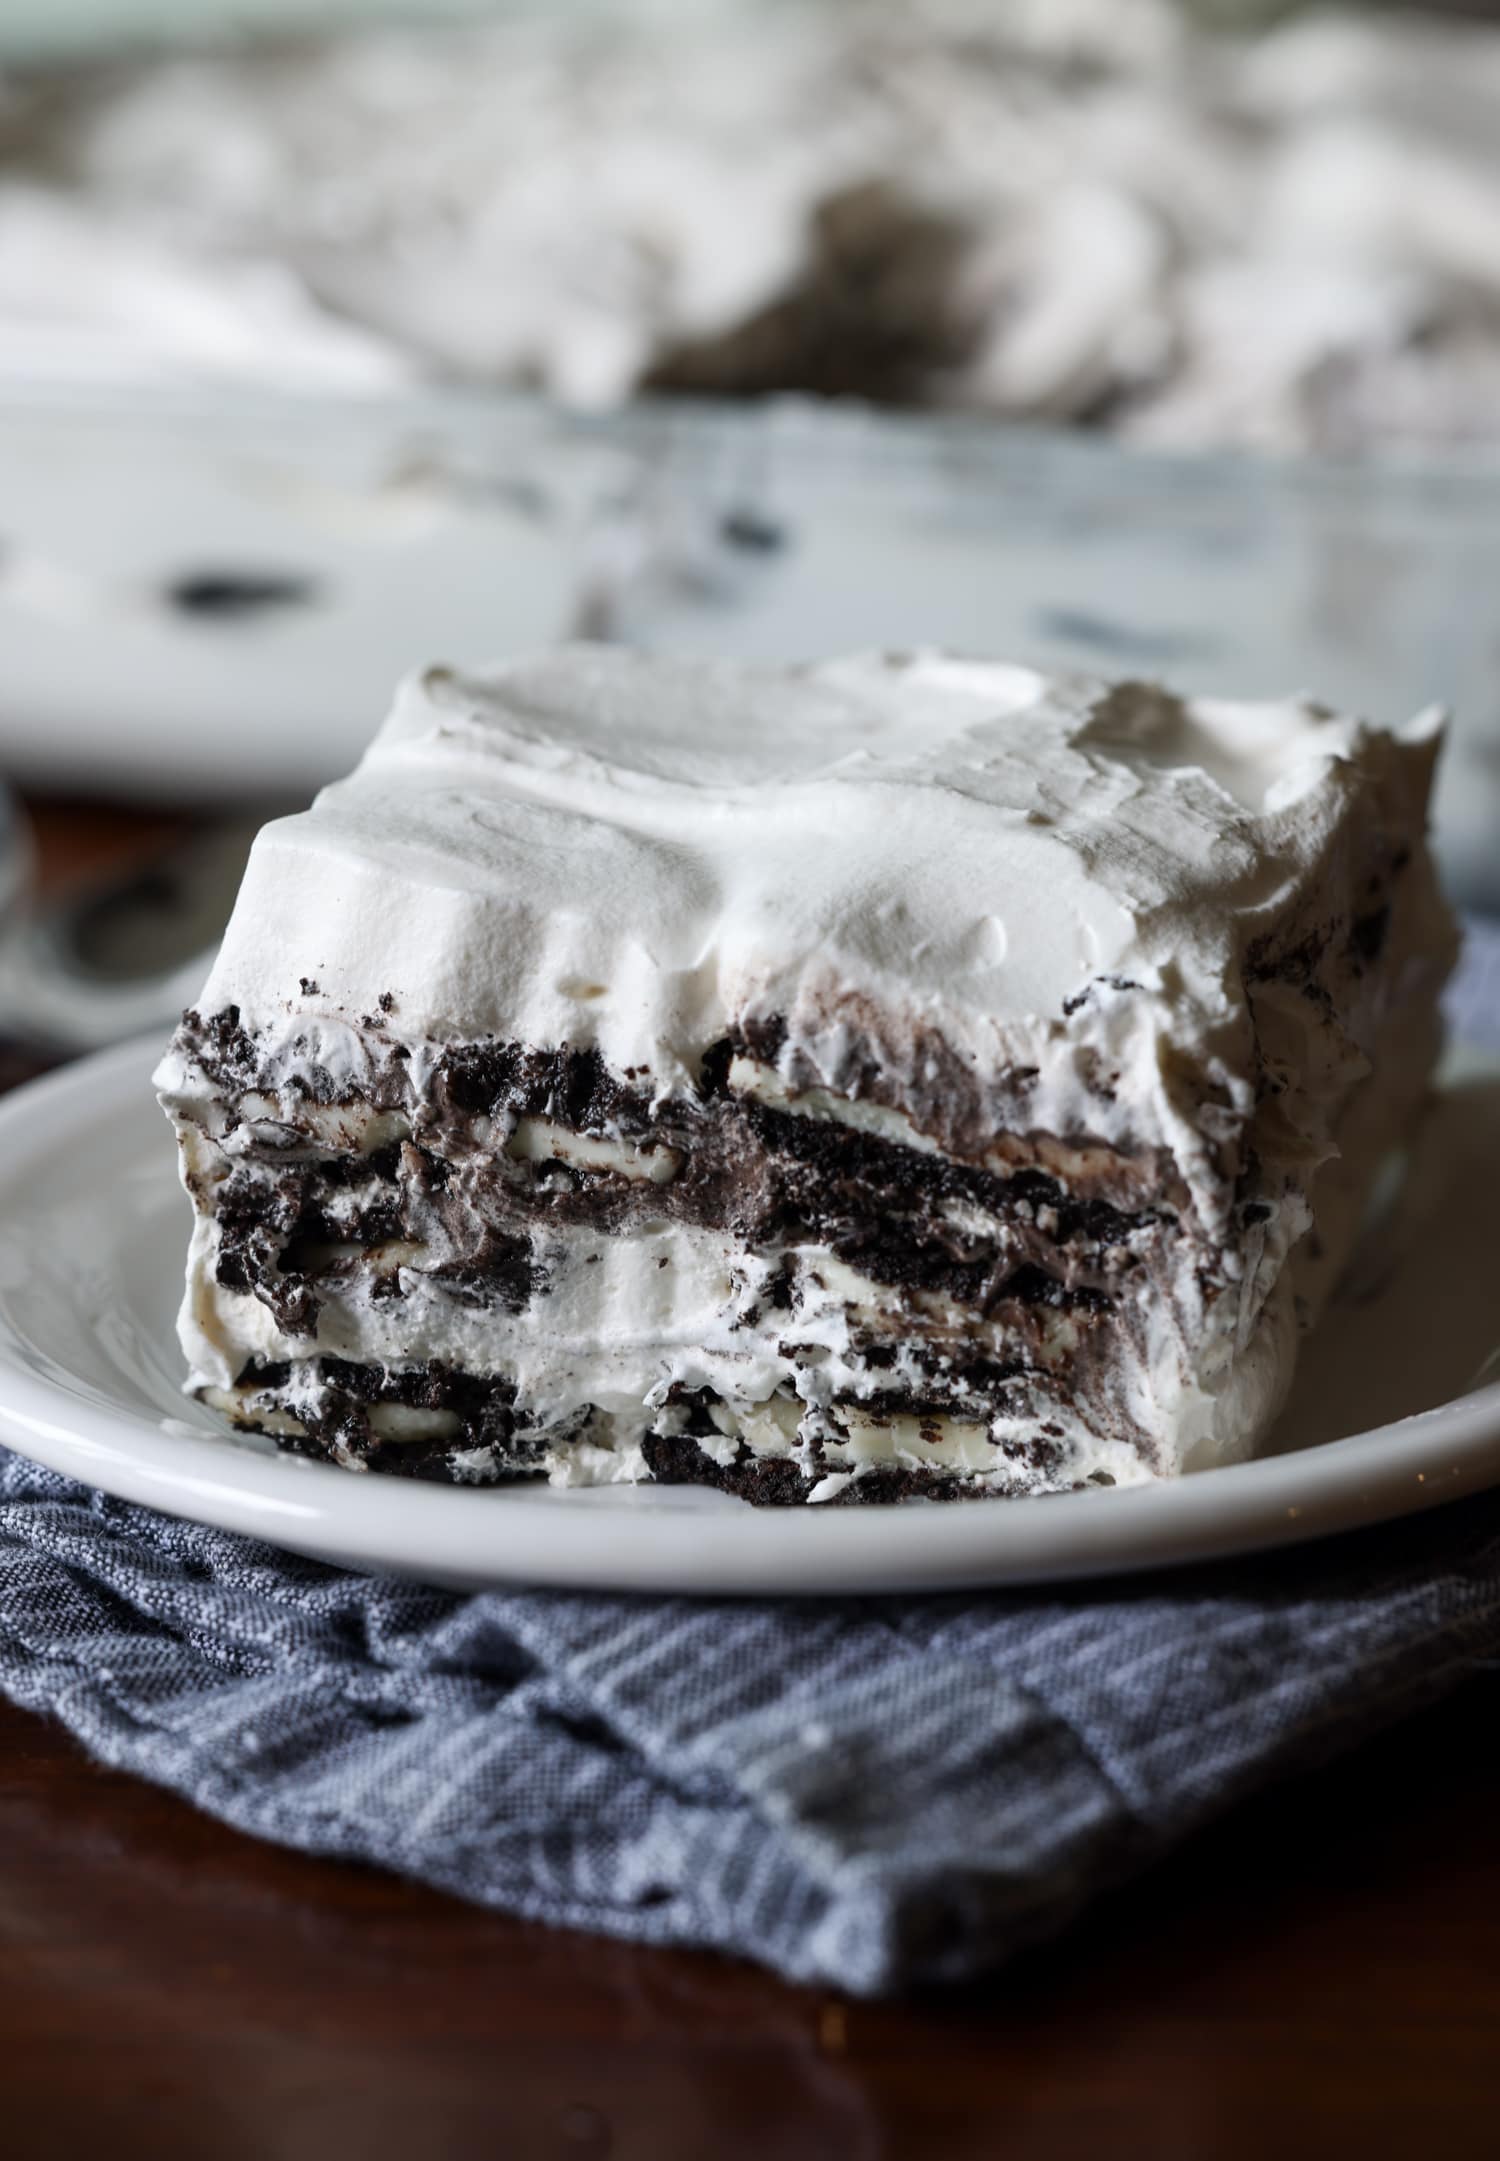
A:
[0,0,1497,1058]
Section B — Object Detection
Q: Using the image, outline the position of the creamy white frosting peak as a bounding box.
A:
[198,646,1439,1114]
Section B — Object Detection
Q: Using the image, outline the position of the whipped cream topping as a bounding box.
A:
[191,645,1445,1220]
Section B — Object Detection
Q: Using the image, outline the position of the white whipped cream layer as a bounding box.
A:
[182,646,1448,1223]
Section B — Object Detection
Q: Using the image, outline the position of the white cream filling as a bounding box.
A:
[200,1384,308,1439]
[294,1237,427,1275]
[227,1095,412,1156]
[365,1403,463,1441]
[830,1404,992,1467]
[505,1116,680,1183]
[727,1054,943,1156]
[202,1383,463,1447]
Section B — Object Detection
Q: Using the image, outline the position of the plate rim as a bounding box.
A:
[0,1033,1496,1595]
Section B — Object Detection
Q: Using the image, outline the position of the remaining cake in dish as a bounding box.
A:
[155,647,1456,1503]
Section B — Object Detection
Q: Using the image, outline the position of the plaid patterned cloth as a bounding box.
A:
[0,923,1494,1995]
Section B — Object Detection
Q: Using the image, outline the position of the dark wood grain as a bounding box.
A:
[2,1687,1500,2161]
[22,793,196,898]
[2,800,1498,2158]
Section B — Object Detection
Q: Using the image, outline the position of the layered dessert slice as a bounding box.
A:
[155,648,1456,1502]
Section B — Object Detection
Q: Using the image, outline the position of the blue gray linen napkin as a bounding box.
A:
[2,1454,1500,1994]
[0,922,1495,1998]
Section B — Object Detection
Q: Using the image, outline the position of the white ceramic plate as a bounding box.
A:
[0,1036,1496,1595]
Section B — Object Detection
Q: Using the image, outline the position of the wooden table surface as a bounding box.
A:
[3,800,1499,2160]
